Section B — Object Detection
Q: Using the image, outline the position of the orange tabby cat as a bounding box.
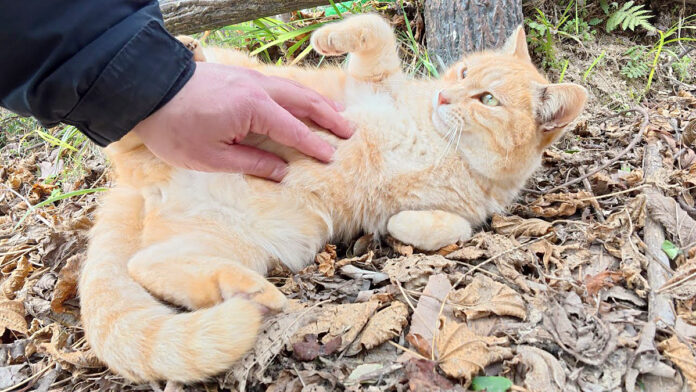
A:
[80,14,587,382]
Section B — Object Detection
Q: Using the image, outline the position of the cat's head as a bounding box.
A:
[432,26,587,185]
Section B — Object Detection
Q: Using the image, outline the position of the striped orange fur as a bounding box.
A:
[79,14,587,382]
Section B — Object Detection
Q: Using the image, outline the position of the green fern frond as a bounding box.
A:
[621,45,650,79]
[606,1,655,32]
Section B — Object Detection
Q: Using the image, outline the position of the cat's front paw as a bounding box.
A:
[387,210,472,251]
[311,25,363,56]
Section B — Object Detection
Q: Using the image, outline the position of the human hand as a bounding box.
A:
[132,62,352,181]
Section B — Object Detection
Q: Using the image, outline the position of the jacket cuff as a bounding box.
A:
[65,20,194,147]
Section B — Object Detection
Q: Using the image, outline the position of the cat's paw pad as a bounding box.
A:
[218,270,287,313]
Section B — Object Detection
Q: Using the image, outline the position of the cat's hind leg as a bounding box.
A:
[311,14,401,82]
[126,235,286,312]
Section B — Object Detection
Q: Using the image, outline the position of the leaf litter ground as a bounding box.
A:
[2,10,696,392]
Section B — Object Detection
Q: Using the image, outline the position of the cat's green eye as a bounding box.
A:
[480,93,499,106]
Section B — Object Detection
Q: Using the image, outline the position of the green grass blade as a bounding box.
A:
[14,187,107,229]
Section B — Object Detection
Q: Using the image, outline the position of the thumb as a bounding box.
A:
[205,144,288,181]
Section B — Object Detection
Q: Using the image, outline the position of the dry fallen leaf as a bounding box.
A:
[0,300,28,335]
[450,275,526,320]
[350,301,408,354]
[39,344,102,369]
[659,336,696,391]
[435,243,460,256]
[445,246,486,261]
[584,270,624,297]
[491,214,553,238]
[226,300,322,390]
[407,333,433,359]
[434,317,513,383]
[474,233,533,292]
[51,254,82,313]
[523,191,592,218]
[405,359,458,392]
[28,182,56,205]
[385,235,414,256]
[661,260,696,300]
[292,334,341,361]
[1,256,32,299]
[382,255,455,288]
[315,244,337,277]
[290,301,380,352]
[542,292,618,366]
[407,273,453,356]
[510,345,567,392]
[646,193,696,250]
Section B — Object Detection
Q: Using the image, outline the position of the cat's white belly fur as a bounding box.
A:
[149,80,446,272]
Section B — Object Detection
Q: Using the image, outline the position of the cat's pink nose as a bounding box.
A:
[437,91,450,106]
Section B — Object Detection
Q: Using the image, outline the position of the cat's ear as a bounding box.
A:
[534,83,588,145]
[501,26,532,63]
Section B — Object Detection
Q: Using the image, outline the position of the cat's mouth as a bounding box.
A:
[431,91,462,135]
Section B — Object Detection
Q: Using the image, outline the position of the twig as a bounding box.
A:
[532,107,650,194]
[575,184,650,202]
[578,166,606,223]
[387,341,429,361]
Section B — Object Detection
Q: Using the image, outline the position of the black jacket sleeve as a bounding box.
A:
[0,0,195,146]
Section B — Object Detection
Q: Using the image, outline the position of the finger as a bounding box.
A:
[205,144,289,181]
[279,77,345,111]
[264,78,353,139]
[291,91,353,139]
[253,99,335,163]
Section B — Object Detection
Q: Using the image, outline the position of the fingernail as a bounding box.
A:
[322,143,336,162]
[270,165,288,182]
[334,100,346,111]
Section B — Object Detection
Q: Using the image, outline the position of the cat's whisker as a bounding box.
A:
[437,117,463,166]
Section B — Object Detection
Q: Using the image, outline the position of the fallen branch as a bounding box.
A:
[642,134,677,328]
[160,0,333,35]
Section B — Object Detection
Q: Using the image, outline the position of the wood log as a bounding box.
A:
[424,0,523,66]
[160,0,332,35]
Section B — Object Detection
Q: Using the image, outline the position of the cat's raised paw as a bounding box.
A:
[311,26,363,56]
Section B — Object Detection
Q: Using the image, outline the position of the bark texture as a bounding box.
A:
[160,0,332,35]
[424,0,523,66]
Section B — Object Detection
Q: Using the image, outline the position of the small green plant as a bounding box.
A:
[471,376,513,392]
[621,45,650,79]
[670,54,693,82]
[561,17,597,42]
[583,50,606,81]
[605,1,655,32]
[526,6,571,70]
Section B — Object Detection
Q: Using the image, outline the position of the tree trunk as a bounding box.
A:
[160,0,332,35]
[424,0,524,66]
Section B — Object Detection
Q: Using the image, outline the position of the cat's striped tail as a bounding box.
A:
[79,187,261,382]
